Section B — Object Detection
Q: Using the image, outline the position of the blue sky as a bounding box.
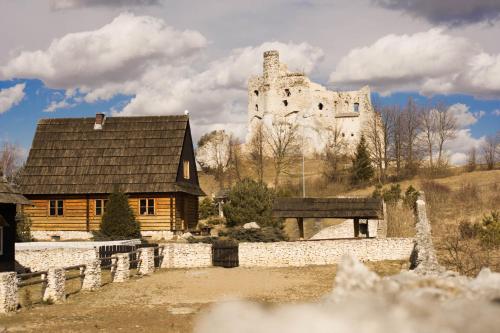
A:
[0,0,499,164]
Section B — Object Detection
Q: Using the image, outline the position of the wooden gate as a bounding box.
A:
[98,245,134,268]
[212,242,239,268]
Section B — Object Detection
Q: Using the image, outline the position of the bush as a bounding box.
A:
[15,212,32,242]
[458,220,480,239]
[220,226,287,242]
[199,197,218,220]
[479,211,500,248]
[371,184,402,205]
[223,178,275,227]
[403,185,419,210]
[421,180,451,206]
[99,189,141,240]
[350,135,374,185]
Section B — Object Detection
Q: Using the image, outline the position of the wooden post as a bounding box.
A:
[354,218,360,237]
[297,217,304,239]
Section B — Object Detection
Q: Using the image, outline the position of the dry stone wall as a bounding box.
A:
[16,247,99,272]
[239,238,414,267]
[159,243,212,268]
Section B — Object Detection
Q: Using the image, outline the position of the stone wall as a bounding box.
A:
[310,219,379,240]
[31,230,93,241]
[159,243,212,268]
[239,238,414,267]
[15,247,99,272]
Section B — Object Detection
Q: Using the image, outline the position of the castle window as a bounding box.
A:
[318,103,324,110]
[354,103,360,112]
[351,133,354,137]
[285,89,291,97]
[254,90,259,96]
[283,100,288,107]
[342,133,345,137]
[255,104,259,111]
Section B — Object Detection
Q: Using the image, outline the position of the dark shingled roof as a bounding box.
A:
[19,115,203,196]
[0,178,31,204]
[272,197,384,219]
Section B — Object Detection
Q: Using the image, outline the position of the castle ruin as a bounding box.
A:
[247,50,376,154]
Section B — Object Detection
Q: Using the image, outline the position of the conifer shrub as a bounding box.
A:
[15,212,32,242]
[350,135,374,185]
[199,197,218,220]
[99,189,141,240]
[223,178,276,227]
[403,185,419,210]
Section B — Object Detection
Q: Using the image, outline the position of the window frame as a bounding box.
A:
[353,102,360,112]
[95,199,108,216]
[49,200,64,217]
[183,160,190,179]
[139,198,156,216]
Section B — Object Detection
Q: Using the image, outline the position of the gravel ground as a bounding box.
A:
[0,262,405,333]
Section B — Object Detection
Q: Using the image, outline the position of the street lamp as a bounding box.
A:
[301,113,314,198]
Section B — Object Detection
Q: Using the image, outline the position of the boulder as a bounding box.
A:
[243,222,260,229]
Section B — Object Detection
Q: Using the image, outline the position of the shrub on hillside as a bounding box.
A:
[372,184,403,205]
[479,211,500,248]
[421,181,451,206]
[350,135,374,185]
[403,185,419,210]
[99,189,141,240]
[223,178,276,227]
[199,197,218,220]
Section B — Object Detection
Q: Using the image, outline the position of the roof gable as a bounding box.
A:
[19,115,203,195]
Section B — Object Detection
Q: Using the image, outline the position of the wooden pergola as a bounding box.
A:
[272,197,384,239]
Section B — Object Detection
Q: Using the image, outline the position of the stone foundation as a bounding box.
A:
[141,230,175,241]
[239,238,414,267]
[31,231,93,241]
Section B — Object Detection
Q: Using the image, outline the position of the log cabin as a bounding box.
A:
[19,113,204,241]
[0,177,31,272]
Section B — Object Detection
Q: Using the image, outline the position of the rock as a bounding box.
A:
[243,222,260,229]
[181,232,193,239]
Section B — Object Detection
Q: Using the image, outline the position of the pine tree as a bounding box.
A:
[351,135,374,185]
[100,189,141,240]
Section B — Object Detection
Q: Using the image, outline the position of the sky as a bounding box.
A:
[0,0,499,165]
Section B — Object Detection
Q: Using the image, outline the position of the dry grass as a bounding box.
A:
[386,204,415,238]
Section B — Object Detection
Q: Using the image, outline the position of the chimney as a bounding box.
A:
[94,113,105,130]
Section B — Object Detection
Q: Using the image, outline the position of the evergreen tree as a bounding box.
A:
[223,178,275,227]
[351,135,374,185]
[100,189,141,240]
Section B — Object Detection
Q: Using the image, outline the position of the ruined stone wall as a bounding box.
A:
[247,50,375,155]
[239,238,414,267]
[309,219,379,240]
[159,243,212,268]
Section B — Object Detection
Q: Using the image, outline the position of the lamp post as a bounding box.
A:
[301,113,313,198]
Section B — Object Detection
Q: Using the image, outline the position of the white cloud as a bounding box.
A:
[447,103,479,128]
[493,109,500,116]
[330,29,500,98]
[0,13,324,141]
[0,13,207,89]
[445,128,485,165]
[0,83,26,114]
[44,99,75,112]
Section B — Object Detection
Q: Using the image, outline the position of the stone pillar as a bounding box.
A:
[0,272,18,313]
[138,248,155,275]
[112,253,130,283]
[82,259,101,291]
[43,267,65,303]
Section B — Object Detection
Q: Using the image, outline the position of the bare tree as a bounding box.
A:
[247,122,266,183]
[266,120,300,188]
[196,130,231,188]
[228,134,243,184]
[402,97,422,174]
[1,141,23,181]
[323,124,347,181]
[466,147,477,172]
[435,102,457,167]
[419,104,438,169]
[482,133,499,170]
[391,105,404,177]
[365,104,387,182]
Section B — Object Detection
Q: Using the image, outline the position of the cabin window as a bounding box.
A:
[285,89,291,97]
[254,90,259,96]
[283,100,288,107]
[0,227,3,255]
[95,199,108,216]
[49,200,64,216]
[354,103,360,112]
[140,199,155,215]
[318,103,324,110]
[183,160,190,179]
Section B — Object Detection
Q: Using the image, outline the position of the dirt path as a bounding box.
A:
[1,262,404,333]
